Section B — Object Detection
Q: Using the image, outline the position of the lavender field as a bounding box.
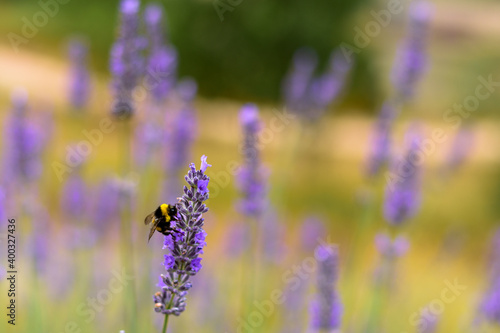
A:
[1,0,500,332]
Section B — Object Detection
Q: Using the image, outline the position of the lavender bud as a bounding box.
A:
[310,245,342,330]
[383,128,422,225]
[68,39,91,110]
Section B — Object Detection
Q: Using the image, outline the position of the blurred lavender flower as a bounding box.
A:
[224,222,250,258]
[310,244,342,331]
[282,48,318,113]
[68,39,90,110]
[60,168,87,218]
[236,104,268,218]
[300,216,326,252]
[479,229,500,325]
[444,125,474,174]
[2,90,43,185]
[260,209,287,263]
[374,233,409,288]
[366,103,397,177]
[392,1,433,104]
[91,177,121,234]
[144,3,177,102]
[154,156,211,317]
[418,311,439,333]
[162,78,198,201]
[375,233,410,259]
[110,0,144,119]
[283,48,352,121]
[308,49,352,119]
[383,129,422,225]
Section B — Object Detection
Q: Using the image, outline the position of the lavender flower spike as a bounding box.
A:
[68,39,90,110]
[154,156,211,317]
[383,129,422,225]
[366,102,396,177]
[236,104,268,218]
[392,0,433,104]
[110,0,144,119]
[310,244,342,331]
[144,3,177,102]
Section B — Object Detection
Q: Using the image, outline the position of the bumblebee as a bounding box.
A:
[144,203,178,242]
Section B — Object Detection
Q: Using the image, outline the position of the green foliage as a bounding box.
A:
[2,0,377,106]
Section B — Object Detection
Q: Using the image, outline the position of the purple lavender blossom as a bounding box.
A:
[383,129,422,225]
[418,310,439,333]
[308,49,352,119]
[310,244,342,330]
[374,233,410,259]
[144,3,177,102]
[224,222,250,258]
[366,102,397,177]
[91,177,121,233]
[479,229,500,325]
[68,39,90,110]
[392,1,433,104]
[282,48,318,113]
[236,104,268,218]
[162,78,198,201]
[110,0,144,119]
[60,167,87,217]
[300,216,326,252]
[283,48,352,120]
[373,233,409,288]
[153,156,211,317]
[2,90,43,185]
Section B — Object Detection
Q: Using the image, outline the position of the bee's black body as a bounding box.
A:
[144,203,178,241]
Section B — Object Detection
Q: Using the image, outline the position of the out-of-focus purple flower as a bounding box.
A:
[68,39,91,110]
[418,310,439,333]
[133,118,164,169]
[110,0,144,119]
[224,222,250,258]
[283,48,352,121]
[300,216,326,252]
[375,233,410,259]
[91,177,121,233]
[479,228,500,325]
[444,125,474,173]
[383,129,422,225]
[162,78,198,201]
[144,3,177,102]
[282,48,318,113]
[2,90,43,185]
[308,49,352,119]
[366,103,397,177]
[236,104,268,218]
[61,167,87,218]
[392,1,433,104]
[153,156,210,316]
[373,233,409,288]
[310,244,342,330]
[260,209,287,263]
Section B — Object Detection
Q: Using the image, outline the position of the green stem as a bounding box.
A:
[162,294,175,333]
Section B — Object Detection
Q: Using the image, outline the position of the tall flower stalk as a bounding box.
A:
[110,0,144,119]
[236,104,268,316]
[68,39,90,110]
[383,129,422,226]
[392,0,432,106]
[310,244,342,332]
[153,156,211,332]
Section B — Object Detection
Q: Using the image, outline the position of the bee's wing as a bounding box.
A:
[148,218,162,242]
[144,213,155,225]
